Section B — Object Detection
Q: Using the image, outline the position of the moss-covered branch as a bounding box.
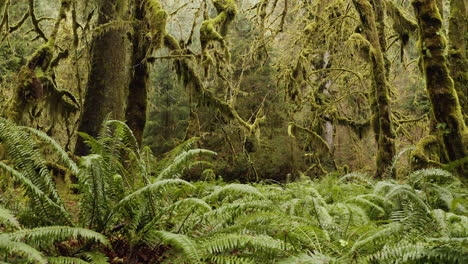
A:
[199,0,237,66]
[163,34,264,134]
[7,0,75,123]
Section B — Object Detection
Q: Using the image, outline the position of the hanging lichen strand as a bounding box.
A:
[412,0,467,176]
[352,0,396,178]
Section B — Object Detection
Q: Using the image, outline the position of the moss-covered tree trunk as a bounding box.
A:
[74,1,132,155]
[448,0,467,118]
[353,0,396,178]
[412,0,467,175]
[125,4,150,145]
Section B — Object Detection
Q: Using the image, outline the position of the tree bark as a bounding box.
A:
[353,0,396,178]
[74,1,132,155]
[412,0,467,175]
[125,4,150,145]
[448,0,467,118]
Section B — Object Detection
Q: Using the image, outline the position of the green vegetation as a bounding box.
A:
[0,0,467,263]
[1,119,467,263]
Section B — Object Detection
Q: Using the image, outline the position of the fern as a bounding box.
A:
[22,126,79,175]
[201,234,287,257]
[6,226,109,248]
[409,168,457,188]
[0,206,20,229]
[277,253,336,263]
[155,231,202,263]
[155,149,217,180]
[204,183,265,202]
[0,118,71,225]
[47,257,90,264]
[0,238,46,263]
[0,162,72,225]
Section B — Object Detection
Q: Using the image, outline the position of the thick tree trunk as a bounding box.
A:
[353,0,396,178]
[448,0,467,118]
[126,5,150,145]
[74,1,132,155]
[412,0,467,175]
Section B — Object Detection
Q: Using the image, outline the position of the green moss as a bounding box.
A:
[410,135,443,170]
[412,0,467,176]
[352,0,396,178]
[145,0,168,50]
[199,0,237,66]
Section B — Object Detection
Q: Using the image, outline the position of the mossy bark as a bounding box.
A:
[448,0,467,118]
[412,0,467,176]
[353,0,396,178]
[125,4,151,145]
[7,0,70,124]
[74,1,132,155]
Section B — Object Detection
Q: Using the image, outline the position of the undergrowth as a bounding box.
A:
[0,118,467,263]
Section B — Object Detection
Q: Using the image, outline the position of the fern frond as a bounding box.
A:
[22,126,79,175]
[103,120,139,155]
[113,179,195,218]
[350,223,402,253]
[0,206,20,229]
[386,185,430,212]
[155,231,202,263]
[0,119,70,224]
[339,172,372,186]
[0,162,72,225]
[204,184,265,201]
[7,226,109,248]
[170,198,212,214]
[0,236,46,264]
[409,168,457,189]
[155,149,216,181]
[155,138,200,172]
[206,255,255,264]
[345,196,386,219]
[203,199,275,229]
[202,234,287,256]
[77,251,109,264]
[277,253,335,263]
[47,257,90,264]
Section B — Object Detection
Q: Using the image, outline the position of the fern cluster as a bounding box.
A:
[0,118,466,263]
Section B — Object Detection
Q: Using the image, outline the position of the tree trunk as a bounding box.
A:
[353,0,396,178]
[74,1,132,155]
[448,0,467,118]
[412,0,467,175]
[125,4,150,145]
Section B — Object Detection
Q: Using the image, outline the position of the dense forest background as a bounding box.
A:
[0,0,467,263]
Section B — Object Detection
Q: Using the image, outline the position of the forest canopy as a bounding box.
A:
[0,0,467,263]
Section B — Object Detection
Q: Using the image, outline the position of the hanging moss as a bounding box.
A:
[199,0,237,68]
[385,0,418,59]
[412,0,468,176]
[145,0,168,51]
